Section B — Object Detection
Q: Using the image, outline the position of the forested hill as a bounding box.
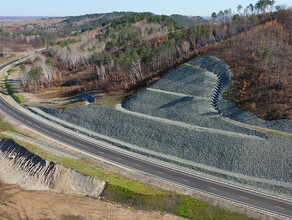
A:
[61,12,210,31]
[11,2,292,120]
[61,12,133,32]
[0,11,208,51]
[19,12,187,92]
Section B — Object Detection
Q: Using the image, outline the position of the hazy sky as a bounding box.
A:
[1,0,291,17]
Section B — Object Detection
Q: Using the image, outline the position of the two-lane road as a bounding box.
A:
[0,59,291,219]
[0,57,26,70]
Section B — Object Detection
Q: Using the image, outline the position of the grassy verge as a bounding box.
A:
[7,66,18,74]
[0,56,17,66]
[175,195,252,220]
[0,118,16,132]
[0,53,24,66]
[4,66,25,104]
[94,91,131,108]
[4,80,24,103]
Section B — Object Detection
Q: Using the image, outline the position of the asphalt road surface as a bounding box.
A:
[0,58,291,219]
[0,58,22,69]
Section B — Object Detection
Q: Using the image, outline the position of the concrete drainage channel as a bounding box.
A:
[186,56,233,114]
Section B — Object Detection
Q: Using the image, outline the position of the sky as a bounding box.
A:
[1,0,291,17]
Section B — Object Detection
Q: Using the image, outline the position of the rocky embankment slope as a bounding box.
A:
[31,56,292,198]
[0,138,105,197]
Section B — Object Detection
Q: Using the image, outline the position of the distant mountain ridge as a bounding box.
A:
[62,11,132,25]
[58,11,209,34]
[0,16,50,20]
[61,12,209,30]
[0,13,209,27]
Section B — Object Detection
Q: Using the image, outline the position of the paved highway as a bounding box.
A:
[0,58,23,69]
[0,58,291,219]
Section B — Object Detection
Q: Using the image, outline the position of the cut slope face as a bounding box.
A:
[33,56,292,198]
[123,56,292,133]
[0,139,105,197]
[122,65,219,122]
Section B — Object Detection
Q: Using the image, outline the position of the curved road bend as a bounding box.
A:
[0,60,291,219]
[0,58,22,69]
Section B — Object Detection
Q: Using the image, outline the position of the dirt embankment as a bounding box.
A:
[0,182,182,220]
[0,138,105,197]
[0,138,182,220]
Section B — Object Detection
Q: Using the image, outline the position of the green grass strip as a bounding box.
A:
[174,195,254,220]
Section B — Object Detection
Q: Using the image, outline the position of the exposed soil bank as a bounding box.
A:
[0,182,182,220]
[0,138,105,197]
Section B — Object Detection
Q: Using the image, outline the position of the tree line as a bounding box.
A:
[18,0,292,120]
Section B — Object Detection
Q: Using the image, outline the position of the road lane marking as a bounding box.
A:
[240,196,249,200]
[157,171,164,175]
[75,143,88,149]
[275,206,285,210]
[182,178,189,182]
[99,151,105,154]
[116,157,122,160]
[64,138,73,143]
[210,187,218,191]
[135,163,141,167]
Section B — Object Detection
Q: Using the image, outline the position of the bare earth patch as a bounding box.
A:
[0,182,183,220]
[17,92,44,102]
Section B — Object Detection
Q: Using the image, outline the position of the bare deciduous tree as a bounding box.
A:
[20,64,29,88]
[130,61,143,84]
[2,47,11,58]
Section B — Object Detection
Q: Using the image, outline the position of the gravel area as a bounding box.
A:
[37,105,292,187]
